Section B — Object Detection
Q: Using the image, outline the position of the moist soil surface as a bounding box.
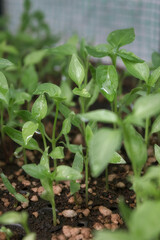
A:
[0,77,157,240]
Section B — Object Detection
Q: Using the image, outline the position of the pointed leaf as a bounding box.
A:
[32,94,47,121]
[70,181,80,195]
[154,144,160,164]
[24,49,47,66]
[122,59,149,82]
[151,115,160,134]
[133,93,160,119]
[110,152,126,164]
[68,54,85,88]
[0,71,8,95]
[96,65,118,102]
[0,58,13,70]
[123,124,147,176]
[34,83,61,99]
[22,164,50,179]
[22,121,38,145]
[148,66,160,87]
[86,44,112,58]
[21,66,38,94]
[107,28,135,48]
[73,87,91,98]
[49,43,76,56]
[55,165,82,181]
[49,147,64,159]
[0,211,27,225]
[89,128,122,177]
[72,152,83,172]
[117,49,144,63]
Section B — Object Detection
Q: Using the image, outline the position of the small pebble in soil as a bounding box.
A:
[62,210,77,218]
[93,222,104,230]
[82,209,90,217]
[116,182,125,188]
[32,211,39,218]
[99,206,112,217]
[30,195,38,201]
[53,185,62,195]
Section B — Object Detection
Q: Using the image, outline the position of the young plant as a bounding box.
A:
[0,211,36,240]
[22,149,82,226]
[0,226,13,240]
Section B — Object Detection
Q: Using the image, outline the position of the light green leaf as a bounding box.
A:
[24,49,47,66]
[96,65,118,102]
[132,93,160,119]
[70,181,80,195]
[79,109,119,123]
[40,149,50,171]
[0,171,28,203]
[22,121,38,145]
[68,54,85,88]
[107,28,135,48]
[3,126,40,151]
[73,87,91,98]
[49,147,64,159]
[72,152,83,172]
[22,164,50,179]
[154,144,160,164]
[55,165,82,181]
[122,59,149,82]
[34,83,61,99]
[85,124,93,147]
[32,94,47,121]
[151,115,160,134]
[49,43,76,56]
[62,118,71,135]
[23,233,36,240]
[0,71,8,95]
[117,49,144,63]
[14,92,31,105]
[147,66,160,87]
[110,152,126,164]
[129,201,160,240]
[0,58,13,70]
[21,66,38,94]
[86,44,112,58]
[95,230,130,240]
[0,211,28,225]
[123,124,147,176]
[89,128,122,177]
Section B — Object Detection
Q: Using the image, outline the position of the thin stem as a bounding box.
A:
[111,102,116,129]
[23,149,27,165]
[85,153,89,207]
[39,122,47,150]
[84,58,89,87]
[52,102,59,169]
[0,104,4,140]
[105,167,108,190]
[145,86,151,146]
[51,194,57,226]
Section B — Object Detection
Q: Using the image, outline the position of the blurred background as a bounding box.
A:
[2,0,160,62]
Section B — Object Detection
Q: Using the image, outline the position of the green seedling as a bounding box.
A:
[0,211,36,240]
[79,93,160,182]
[0,226,13,240]
[22,149,82,226]
[94,200,160,240]
[0,168,28,203]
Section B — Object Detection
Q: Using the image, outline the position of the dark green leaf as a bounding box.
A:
[86,44,112,58]
[117,49,144,63]
[147,66,160,87]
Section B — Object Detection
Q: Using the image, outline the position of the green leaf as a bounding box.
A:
[3,126,40,151]
[0,58,13,70]
[55,165,82,181]
[70,181,80,195]
[95,230,130,240]
[49,43,76,56]
[152,51,160,68]
[117,49,144,63]
[154,144,160,164]
[122,59,149,82]
[132,93,160,119]
[22,121,38,145]
[123,124,147,176]
[147,66,160,87]
[107,28,135,48]
[129,201,160,240]
[32,94,47,121]
[110,152,126,164]
[85,124,93,147]
[0,211,28,225]
[15,110,33,122]
[89,128,122,177]
[151,115,160,134]
[73,87,91,98]
[68,54,85,88]
[49,147,64,159]
[86,44,112,58]
[14,91,31,105]
[24,49,47,66]
[23,233,36,240]
[0,71,8,95]
[21,66,38,94]
[62,118,71,135]
[96,65,118,102]
[0,171,28,203]
[85,78,99,110]
[23,164,50,179]
[40,149,50,171]
[79,109,119,123]
[34,83,61,100]
[72,152,83,172]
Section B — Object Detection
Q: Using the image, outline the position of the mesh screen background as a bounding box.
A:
[4,0,160,62]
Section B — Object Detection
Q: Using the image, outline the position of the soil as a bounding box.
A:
[0,75,157,240]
